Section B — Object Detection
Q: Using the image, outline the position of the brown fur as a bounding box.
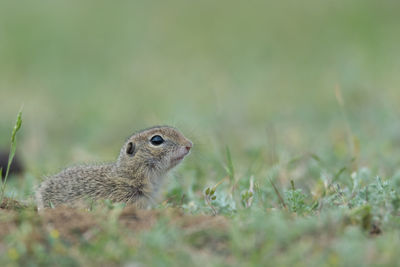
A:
[35,126,192,210]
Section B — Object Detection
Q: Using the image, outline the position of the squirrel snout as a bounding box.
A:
[185,141,193,153]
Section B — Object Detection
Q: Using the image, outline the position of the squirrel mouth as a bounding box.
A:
[172,155,185,163]
[170,145,191,166]
[171,150,190,164]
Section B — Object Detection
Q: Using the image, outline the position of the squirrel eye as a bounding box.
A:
[150,135,164,146]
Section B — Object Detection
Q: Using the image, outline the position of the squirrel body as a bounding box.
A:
[36,126,192,209]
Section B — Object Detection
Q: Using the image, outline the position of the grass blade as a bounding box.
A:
[225,146,235,183]
[269,179,287,209]
[0,108,23,204]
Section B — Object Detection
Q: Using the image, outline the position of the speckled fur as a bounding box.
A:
[35,126,192,210]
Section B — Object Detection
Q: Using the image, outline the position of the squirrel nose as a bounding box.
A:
[185,142,193,152]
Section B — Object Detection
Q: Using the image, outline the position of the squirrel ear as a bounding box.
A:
[126,142,136,156]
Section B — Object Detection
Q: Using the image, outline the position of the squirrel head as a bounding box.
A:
[116,126,192,178]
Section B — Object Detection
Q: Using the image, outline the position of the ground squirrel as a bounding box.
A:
[35,126,192,210]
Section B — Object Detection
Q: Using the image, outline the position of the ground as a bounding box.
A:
[1,1,400,266]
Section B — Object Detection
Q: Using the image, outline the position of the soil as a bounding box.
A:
[42,206,98,243]
[0,197,26,210]
[0,198,229,249]
[119,206,160,231]
[0,210,17,239]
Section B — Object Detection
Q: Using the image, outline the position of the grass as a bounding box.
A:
[1,0,400,266]
[0,109,22,204]
[2,110,400,267]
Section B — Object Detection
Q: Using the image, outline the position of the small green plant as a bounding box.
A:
[0,109,23,204]
[204,178,227,215]
[204,186,217,215]
[285,180,309,215]
[241,191,253,208]
[241,176,254,208]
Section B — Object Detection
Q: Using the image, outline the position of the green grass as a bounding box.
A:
[1,0,400,266]
[0,108,22,204]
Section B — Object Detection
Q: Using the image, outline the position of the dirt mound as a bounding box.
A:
[172,212,229,254]
[0,210,18,239]
[42,206,98,243]
[0,197,26,210]
[174,213,228,233]
[118,206,228,233]
[119,206,160,231]
[0,201,229,251]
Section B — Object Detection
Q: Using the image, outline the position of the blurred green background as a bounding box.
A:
[1,0,400,177]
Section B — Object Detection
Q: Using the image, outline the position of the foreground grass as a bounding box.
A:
[1,105,400,266]
[1,109,400,266]
[1,159,400,266]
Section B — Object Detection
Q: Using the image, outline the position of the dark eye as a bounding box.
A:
[150,135,164,146]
